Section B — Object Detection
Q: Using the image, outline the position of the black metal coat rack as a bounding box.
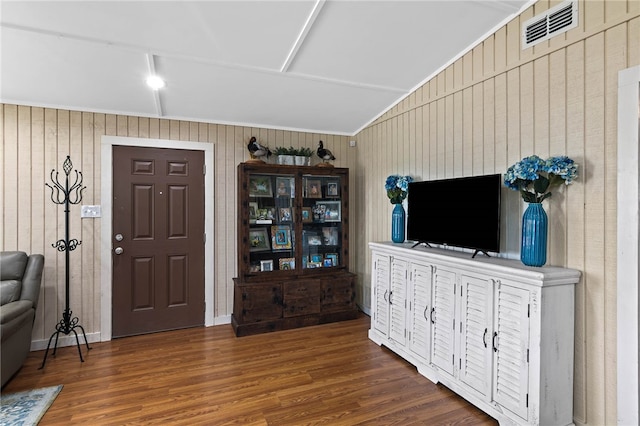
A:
[40,156,91,369]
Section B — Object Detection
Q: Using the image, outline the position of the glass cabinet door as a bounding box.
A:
[247,173,296,273]
[301,174,343,269]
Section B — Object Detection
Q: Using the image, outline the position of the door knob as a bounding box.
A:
[115,233,124,242]
[114,247,124,255]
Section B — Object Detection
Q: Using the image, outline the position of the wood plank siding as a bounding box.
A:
[0,105,354,340]
[1,1,639,424]
[353,2,639,425]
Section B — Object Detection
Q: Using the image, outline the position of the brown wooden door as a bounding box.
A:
[112,146,205,338]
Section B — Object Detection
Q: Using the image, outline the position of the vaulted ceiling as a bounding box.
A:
[1,0,532,136]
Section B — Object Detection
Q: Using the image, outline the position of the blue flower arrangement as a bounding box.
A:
[504,155,578,203]
[385,175,413,204]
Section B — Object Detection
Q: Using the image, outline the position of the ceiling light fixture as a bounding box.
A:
[146,75,166,90]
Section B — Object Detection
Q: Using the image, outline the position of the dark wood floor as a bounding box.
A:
[3,314,497,425]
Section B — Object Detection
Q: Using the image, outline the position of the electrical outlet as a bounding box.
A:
[81,205,101,218]
[349,140,357,147]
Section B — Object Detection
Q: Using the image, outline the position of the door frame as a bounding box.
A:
[100,135,215,342]
[617,65,640,425]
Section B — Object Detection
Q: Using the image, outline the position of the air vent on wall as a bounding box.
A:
[522,0,578,49]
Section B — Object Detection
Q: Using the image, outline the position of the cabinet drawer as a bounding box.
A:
[240,284,283,322]
[322,277,355,313]
[283,281,321,317]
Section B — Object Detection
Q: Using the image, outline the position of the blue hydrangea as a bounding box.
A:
[514,155,546,180]
[504,155,579,203]
[545,156,578,184]
[385,176,398,191]
[385,174,413,204]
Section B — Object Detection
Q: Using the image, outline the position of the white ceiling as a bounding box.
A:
[0,0,532,136]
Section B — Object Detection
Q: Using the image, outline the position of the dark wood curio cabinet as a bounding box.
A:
[232,162,358,336]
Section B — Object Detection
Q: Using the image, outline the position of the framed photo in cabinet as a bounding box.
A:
[326,180,339,197]
[317,201,341,222]
[256,208,276,224]
[271,225,292,250]
[278,207,292,222]
[325,253,338,266]
[260,259,274,272]
[312,204,326,221]
[301,207,312,223]
[275,177,294,198]
[307,235,322,246]
[306,179,322,198]
[249,202,258,223]
[249,176,273,197]
[278,257,295,270]
[322,227,338,245]
[249,228,270,252]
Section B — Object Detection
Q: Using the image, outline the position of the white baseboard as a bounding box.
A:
[31,331,101,352]
[30,317,233,351]
[213,315,231,325]
[358,304,371,317]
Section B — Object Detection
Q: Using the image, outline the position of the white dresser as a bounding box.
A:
[368,242,581,426]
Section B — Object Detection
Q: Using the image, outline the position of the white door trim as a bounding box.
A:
[617,65,640,425]
[100,135,215,342]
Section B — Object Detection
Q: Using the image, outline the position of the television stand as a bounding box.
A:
[368,241,581,426]
[471,250,491,258]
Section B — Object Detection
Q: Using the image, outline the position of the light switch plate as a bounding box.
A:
[81,205,101,218]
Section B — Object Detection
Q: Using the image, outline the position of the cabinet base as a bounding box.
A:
[232,310,360,337]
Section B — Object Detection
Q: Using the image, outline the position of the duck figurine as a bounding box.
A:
[247,136,271,162]
[317,140,335,166]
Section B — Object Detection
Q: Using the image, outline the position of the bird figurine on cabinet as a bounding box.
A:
[247,136,271,163]
[317,140,335,167]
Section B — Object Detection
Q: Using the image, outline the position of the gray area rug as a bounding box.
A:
[0,385,63,425]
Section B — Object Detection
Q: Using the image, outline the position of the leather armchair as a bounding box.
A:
[1,251,44,387]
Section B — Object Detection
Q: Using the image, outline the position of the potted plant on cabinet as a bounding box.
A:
[296,147,313,166]
[274,147,295,165]
[274,146,313,166]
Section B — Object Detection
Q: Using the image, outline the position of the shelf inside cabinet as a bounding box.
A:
[246,172,296,273]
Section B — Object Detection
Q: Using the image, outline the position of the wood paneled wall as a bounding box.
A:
[353,1,639,425]
[0,106,353,340]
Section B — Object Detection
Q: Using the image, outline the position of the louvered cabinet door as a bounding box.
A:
[372,253,391,337]
[408,263,432,362]
[430,266,457,377]
[492,282,530,421]
[459,274,494,398]
[389,258,409,345]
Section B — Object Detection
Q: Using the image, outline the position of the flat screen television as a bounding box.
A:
[406,174,501,255]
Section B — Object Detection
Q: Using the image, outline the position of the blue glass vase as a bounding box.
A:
[521,203,548,267]
[391,203,405,243]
